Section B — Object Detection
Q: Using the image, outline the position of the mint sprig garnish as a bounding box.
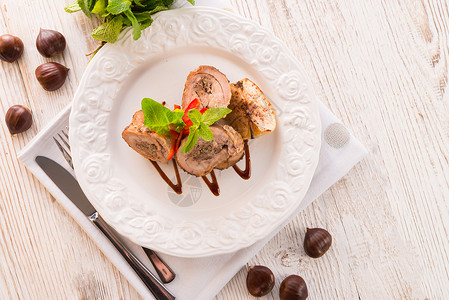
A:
[65,0,195,44]
[180,107,232,153]
[141,98,184,135]
[141,98,231,156]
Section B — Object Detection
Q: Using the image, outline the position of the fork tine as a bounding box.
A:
[58,132,71,151]
[61,129,70,142]
[53,133,74,170]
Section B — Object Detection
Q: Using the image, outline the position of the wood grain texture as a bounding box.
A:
[0,0,448,299]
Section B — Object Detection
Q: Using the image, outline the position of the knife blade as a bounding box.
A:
[36,156,95,216]
[35,156,175,300]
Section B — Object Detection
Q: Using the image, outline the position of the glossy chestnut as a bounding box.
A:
[303,227,332,258]
[36,28,66,58]
[279,275,308,300]
[35,62,69,91]
[246,265,275,297]
[5,105,32,134]
[0,34,24,63]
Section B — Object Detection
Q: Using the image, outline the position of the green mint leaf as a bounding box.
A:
[202,107,232,126]
[198,124,213,141]
[121,17,132,26]
[88,0,98,11]
[181,127,200,153]
[163,0,174,6]
[133,12,152,21]
[132,12,154,30]
[77,0,92,17]
[140,19,153,30]
[139,0,167,10]
[65,1,82,13]
[171,109,186,130]
[187,0,195,5]
[134,0,145,7]
[148,5,169,15]
[124,9,141,40]
[188,109,203,126]
[141,98,184,135]
[91,0,107,14]
[107,0,132,14]
[91,16,124,43]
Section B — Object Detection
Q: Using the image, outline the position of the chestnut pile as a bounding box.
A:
[1,28,69,134]
[246,227,332,299]
[35,29,69,91]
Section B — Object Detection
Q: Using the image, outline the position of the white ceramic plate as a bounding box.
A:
[70,7,321,257]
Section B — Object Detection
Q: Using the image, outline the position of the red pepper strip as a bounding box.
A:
[180,98,201,131]
[183,115,193,128]
[186,98,200,111]
[174,104,181,110]
[200,107,208,114]
[167,130,179,160]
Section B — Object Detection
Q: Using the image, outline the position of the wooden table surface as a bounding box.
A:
[1,0,448,299]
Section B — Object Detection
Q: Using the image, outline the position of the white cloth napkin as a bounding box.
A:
[19,1,368,299]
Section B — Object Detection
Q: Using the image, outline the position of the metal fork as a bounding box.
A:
[54,129,176,284]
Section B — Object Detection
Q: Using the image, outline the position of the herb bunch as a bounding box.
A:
[65,0,194,44]
[141,98,231,160]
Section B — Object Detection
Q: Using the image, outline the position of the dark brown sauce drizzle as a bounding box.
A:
[150,159,182,194]
[201,170,220,196]
[232,140,251,180]
[150,141,251,196]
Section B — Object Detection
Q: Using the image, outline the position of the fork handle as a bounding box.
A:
[89,212,176,300]
[143,248,176,283]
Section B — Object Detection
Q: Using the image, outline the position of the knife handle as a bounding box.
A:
[143,248,176,283]
[89,212,176,300]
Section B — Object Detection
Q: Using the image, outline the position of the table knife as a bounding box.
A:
[35,156,175,300]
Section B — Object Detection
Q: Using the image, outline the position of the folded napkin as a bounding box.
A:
[19,1,367,299]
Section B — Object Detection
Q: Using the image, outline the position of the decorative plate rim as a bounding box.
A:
[69,7,321,257]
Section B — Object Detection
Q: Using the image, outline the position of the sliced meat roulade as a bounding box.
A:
[225,78,276,139]
[182,65,231,110]
[122,110,172,164]
[176,124,244,177]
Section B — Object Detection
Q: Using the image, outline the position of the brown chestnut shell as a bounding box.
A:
[36,28,66,58]
[0,34,24,63]
[279,275,308,300]
[35,62,69,91]
[246,265,275,297]
[5,105,33,134]
[303,227,332,258]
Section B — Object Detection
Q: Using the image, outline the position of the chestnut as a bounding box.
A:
[246,265,275,297]
[35,62,69,91]
[5,105,33,134]
[0,34,24,63]
[36,28,66,58]
[303,228,332,258]
[279,275,308,300]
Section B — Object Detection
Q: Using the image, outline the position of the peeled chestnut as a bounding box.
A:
[303,227,332,258]
[280,275,308,300]
[246,265,275,297]
[5,105,32,134]
[0,34,24,63]
[36,28,66,58]
[35,62,69,91]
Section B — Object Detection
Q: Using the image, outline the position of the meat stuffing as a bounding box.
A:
[176,124,244,177]
[122,110,172,164]
[182,65,231,110]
